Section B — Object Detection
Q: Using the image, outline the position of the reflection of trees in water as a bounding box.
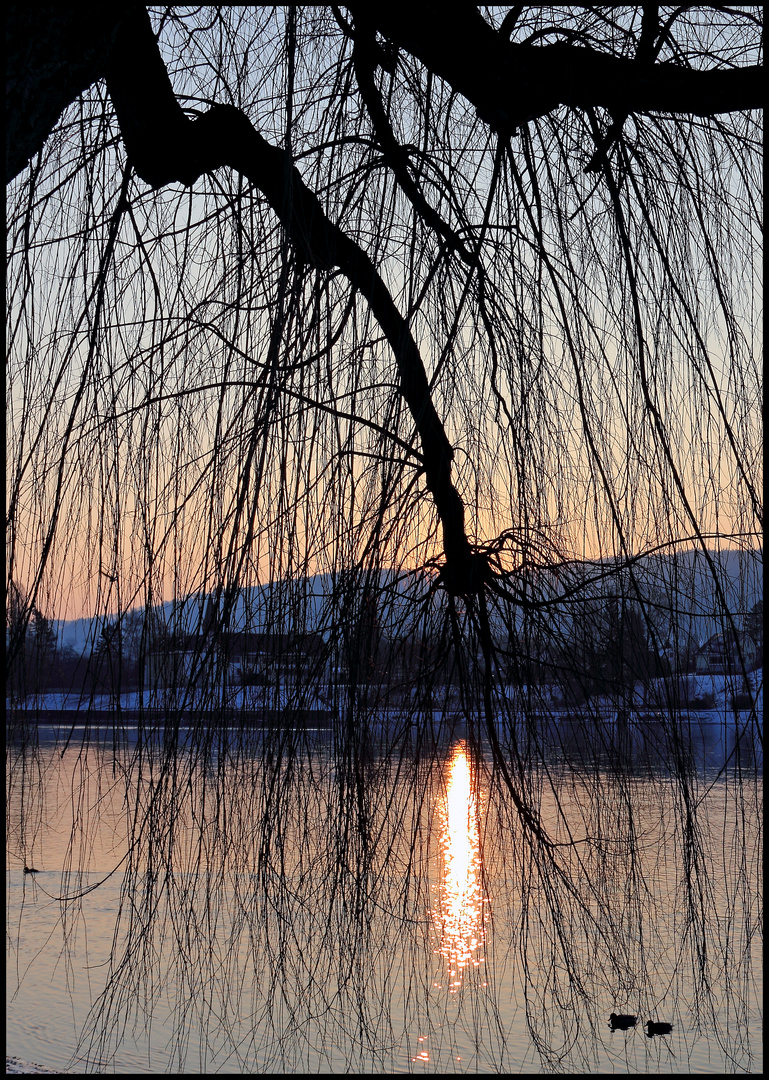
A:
[7,709,761,1072]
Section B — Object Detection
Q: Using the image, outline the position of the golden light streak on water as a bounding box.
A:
[432,742,487,992]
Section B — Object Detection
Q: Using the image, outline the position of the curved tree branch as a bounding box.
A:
[105,6,483,595]
[349,17,476,267]
[355,3,762,135]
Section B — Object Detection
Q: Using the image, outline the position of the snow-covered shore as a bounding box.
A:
[5,668,764,716]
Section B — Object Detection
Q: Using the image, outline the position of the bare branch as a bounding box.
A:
[105,7,480,593]
[358,3,762,136]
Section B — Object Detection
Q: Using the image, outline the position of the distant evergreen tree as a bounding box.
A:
[744,600,763,666]
[5,586,57,698]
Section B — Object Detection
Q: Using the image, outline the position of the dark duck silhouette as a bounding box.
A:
[609,1013,638,1031]
[645,1020,673,1037]
[23,865,40,874]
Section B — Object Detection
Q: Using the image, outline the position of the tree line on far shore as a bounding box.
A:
[6,577,762,706]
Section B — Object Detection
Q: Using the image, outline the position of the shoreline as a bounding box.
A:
[6,1058,68,1075]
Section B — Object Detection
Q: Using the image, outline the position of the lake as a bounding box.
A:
[6,711,763,1073]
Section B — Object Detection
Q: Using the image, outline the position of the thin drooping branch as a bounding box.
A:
[105,7,483,595]
[349,19,476,268]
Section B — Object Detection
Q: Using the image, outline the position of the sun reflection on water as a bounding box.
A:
[431,742,488,992]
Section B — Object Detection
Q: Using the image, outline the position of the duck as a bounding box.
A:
[645,1020,673,1037]
[23,865,40,874]
[609,1013,638,1031]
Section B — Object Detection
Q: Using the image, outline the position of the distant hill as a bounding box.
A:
[56,568,431,654]
[55,548,761,657]
[627,546,762,645]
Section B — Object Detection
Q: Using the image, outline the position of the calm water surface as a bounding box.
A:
[6,716,763,1073]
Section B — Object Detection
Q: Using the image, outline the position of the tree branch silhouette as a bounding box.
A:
[104,6,484,595]
[356,3,762,136]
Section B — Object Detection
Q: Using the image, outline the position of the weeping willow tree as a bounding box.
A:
[6,5,763,1073]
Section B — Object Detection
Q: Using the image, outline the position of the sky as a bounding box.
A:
[5,6,762,624]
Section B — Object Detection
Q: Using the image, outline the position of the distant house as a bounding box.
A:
[695,631,757,674]
[221,632,326,684]
[144,629,326,690]
[143,633,218,690]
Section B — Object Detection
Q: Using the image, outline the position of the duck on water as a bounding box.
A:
[608,1013,638,1031]
[609,1014,674,1036]
[646,1020,673,1037]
